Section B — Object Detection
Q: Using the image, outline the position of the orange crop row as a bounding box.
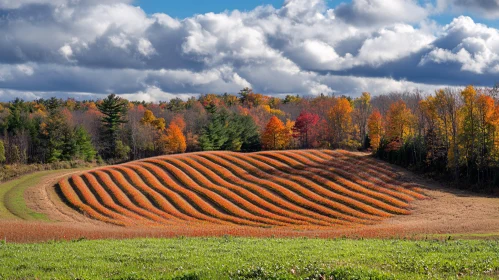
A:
[125,164,224,224]
[186,155,333,226]
[82,173,146,224]
[294,150,415,204]
[102,168,178,222]
[194,154,346,226]
[175,156,309,226]
[146,158,286,226]
[113,166,196,222]
[225,153,377,224]
[55,150,427,230]
[277,152,411,213]
[205,153,358,226]
[246,154,389,219]
[70,175,132,224]
[252,153,403,217]
[58,178,125,226]
[311,150,426,200]
[135,162,261,226]
[301,150,419,201]
[92,170,170,225]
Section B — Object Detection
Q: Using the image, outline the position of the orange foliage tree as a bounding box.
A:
[159,122,187,154]
[262,116,291,150]
[367,110,383,151]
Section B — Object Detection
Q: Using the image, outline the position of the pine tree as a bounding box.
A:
[97,94,128,159]
[199,106,229,151]
[74,126,97,162]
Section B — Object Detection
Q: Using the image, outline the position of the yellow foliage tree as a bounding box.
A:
[385,100,414,141]
[141,110,156,125]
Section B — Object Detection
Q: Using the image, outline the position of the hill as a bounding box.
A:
[56,150,426,228]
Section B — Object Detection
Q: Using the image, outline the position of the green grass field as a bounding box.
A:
[0,237,498,279]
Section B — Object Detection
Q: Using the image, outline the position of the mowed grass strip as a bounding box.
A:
[0,237,497,279]
[0,170,73,220]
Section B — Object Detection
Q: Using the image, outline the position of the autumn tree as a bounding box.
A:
[328,97,353,148]
[385,100,414,142]
[367,110,383,151]
[159,122,187,154]
[262,116,288,150]
[353,92,371,146]
[460,85,479,180]
[293,111,320,148]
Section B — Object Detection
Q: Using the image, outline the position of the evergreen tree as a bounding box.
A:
[97,94,128,159]
[199,106,229,151]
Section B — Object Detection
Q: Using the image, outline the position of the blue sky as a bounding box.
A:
[136,0,498,28]
[135,0,287,18]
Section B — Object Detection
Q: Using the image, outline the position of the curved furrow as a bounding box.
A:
[250,153,403,217]
[82,172,149,224]
[220,152,376,224]
[266,151,410,206]
[185,155,333,226]
[193,154,345,226]
[289,150,414,205]
[92,170,172,225]
[70,175,134,225]
[331,150,400,177]
[314,150,426,200]
[266,152,410,215]
[326,150,427,196]
[200,153,358,226]
[102,168,178,222]
[144,158,287,226]
[58,178,126,226]
[303,150,418,201]
[233,153,389,219]
[174,156,313,226]
[152,157,298,226]
[135,162,265,227]
[125,163,226,225]
[113,166,197,222]
[319,150,426,196]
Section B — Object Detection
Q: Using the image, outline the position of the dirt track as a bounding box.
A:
[2,154,499,243]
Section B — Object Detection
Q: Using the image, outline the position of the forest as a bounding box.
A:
[1,86,499,190]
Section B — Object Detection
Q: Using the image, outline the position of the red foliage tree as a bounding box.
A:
[293,111,320,148]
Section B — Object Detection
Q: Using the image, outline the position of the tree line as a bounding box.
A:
[1,86,498,190]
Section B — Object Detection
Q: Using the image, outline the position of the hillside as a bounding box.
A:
[56,150,426,228]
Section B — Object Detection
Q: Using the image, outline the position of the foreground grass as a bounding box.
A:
[0,237,498,279]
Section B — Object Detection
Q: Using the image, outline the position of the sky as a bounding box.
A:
[0,0,498,102]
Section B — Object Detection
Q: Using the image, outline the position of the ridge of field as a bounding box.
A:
[1,237,498,279]
[56,150,427,228]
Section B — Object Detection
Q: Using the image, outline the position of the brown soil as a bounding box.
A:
[2,154,499,243]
